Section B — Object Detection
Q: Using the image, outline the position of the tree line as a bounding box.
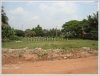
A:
[1,6,98,41]
[15,25,62,38]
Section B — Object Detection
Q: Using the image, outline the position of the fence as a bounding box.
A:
[22,37,65,41]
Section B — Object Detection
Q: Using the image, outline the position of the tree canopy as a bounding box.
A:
[62,12,98,40]
[1,6,16,41]
[1,6,98,41]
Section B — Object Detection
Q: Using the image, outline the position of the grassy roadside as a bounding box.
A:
[2,38,98,49]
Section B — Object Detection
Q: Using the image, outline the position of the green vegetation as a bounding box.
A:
[62,12,98,40]
[2,38,98,49]
[1,6,98,50]
[1,6,98,42]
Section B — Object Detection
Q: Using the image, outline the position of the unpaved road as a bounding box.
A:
[2,56,98,74]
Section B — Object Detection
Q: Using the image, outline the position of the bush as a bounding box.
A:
[9,35,20,40]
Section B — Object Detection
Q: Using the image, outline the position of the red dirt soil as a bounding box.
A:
[2,56,98,74]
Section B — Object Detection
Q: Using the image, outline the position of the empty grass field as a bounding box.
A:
[2,37,98,49]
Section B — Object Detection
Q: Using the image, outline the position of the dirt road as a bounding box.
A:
[2,56,98,74]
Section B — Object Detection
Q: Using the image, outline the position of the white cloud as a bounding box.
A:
[38,1,80,25]
[6,1,97,30]
[9,7,24,15]
[54,2,77,14]
[31,16,39,20]
[27,1,34,4]
[26,1,34,6]
[39,3,48,10]
[39,1,78,19]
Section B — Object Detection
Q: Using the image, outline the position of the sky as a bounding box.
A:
[2,0,98,30]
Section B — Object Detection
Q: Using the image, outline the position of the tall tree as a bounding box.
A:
[87,12,98,39]
[1,6,15,41]
[62,20,81,38]
[15,29,25,37]
[62,12,98,40]
[34,25,43,37]
[1,6,9,25]
[25,29,35,37]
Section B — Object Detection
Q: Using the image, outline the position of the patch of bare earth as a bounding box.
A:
[2,48,98,74]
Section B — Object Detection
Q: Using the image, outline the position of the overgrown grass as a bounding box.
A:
[2,37,98,49]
